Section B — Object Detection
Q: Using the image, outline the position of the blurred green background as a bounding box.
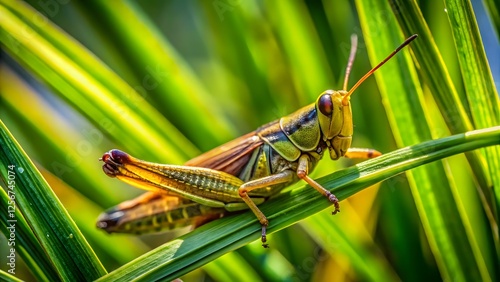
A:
[1,0,499,281]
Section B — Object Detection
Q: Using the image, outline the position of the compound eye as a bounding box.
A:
[318,94,333,116]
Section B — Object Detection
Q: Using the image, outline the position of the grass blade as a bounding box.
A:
[74,1,237,149]
[302,206,399,281]
[0,270,23,282]
[0,120,106,280]
[0,188,58,281]
[357,0,495,280]
[0,1,195,163]
[388,1,494,204]
[444,0,500,237]
[0,66,151,269]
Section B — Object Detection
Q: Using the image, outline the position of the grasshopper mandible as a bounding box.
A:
[97,34,417,247]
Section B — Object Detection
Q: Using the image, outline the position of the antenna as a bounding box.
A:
[343,34,358,91]
[342,34,418,106]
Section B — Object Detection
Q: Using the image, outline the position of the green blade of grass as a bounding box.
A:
[0,66,120,207]
[41,167,151,267]
[0,120,106,280]
[387,0,473,133]
[302,207,399,281]
[0,1,195,164]
[294,4,410,278]
[0,188,58,281]
[199,1,292,127]
[204,251,263,282]
[388,1,494,212]
[74,1,237,149]
[444,0,500,241]
[264,1,335,104]
[0,270,23,282]
[0,67,151,267]
[357,0,493,280]
[96,126,500,281]
[235,243,296,281]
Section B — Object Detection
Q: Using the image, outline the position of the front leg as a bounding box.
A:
[238,170,295,248]
[296,148,381,215]
[297,154,340,214]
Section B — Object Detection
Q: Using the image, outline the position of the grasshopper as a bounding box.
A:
[97,34,417,247]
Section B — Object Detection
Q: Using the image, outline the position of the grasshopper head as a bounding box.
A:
[316,90,352,139]
[316,34,417,160]
[316,90,352,160]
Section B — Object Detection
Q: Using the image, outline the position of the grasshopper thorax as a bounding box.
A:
[316,90,353,160]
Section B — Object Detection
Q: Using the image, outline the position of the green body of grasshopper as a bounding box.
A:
[97,34,417,247]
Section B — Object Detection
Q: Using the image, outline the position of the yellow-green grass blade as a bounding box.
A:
[0,67,151,269]
[444,0,500,235]
[204,251,263,282]
[0,270,23,282]
[0,1,195,163]
[0,120,106,280]
[357,0,494,280]
[0,66,121,207]
[387,0,473,133]
[388,0,493,216]
[303,205,399,281]
[235,242,297,281]
[41,168,151,268]
[263,1,335,105]
[199,1,295,126]
[0,188,58,281]
[71,1,237,150]
[96,126,500,281]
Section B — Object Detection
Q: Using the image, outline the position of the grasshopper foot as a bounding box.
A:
[261,225,269,248]
[326,192,340,215]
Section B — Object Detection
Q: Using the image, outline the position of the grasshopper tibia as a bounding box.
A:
[297,155,341,214]
[238,170,295,248]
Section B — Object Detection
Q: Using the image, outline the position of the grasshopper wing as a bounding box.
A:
[185,131,263,176]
